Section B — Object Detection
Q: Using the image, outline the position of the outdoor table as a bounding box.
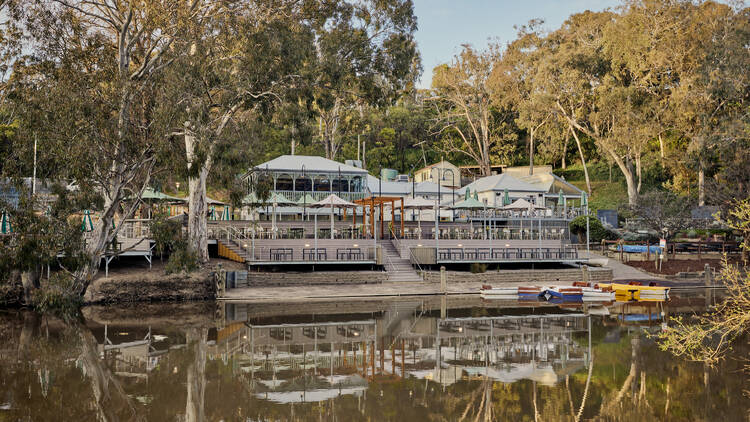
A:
[269,248,293,261]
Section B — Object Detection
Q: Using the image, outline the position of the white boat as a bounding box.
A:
[582,287,615,300]
[480,286,518,299]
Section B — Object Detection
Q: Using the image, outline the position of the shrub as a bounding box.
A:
[165,241,199,275]
[32,273,82,317]
[470,263,487,273]
[569,215,619,243]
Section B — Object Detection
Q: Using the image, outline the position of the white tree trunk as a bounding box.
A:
[186,130,211,264]
[529,129,535,176]
[185,328,208,422]
[698,166,705,206]
[569,126,591,194]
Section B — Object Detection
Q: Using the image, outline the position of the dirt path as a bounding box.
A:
[579,251,665,281]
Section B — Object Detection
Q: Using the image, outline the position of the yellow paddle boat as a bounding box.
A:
[598,283,670,301]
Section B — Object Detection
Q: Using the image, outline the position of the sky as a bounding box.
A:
[412,0,622,88]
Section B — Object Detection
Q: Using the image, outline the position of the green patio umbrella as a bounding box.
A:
[222,206,231,221]
[465,187,471,199]
[503,188,510,206]
[209,206,217,221]
[81,210,94,232]
[473,190,479,201]
[1,210,12,234]
[296,193,316,206]
[558,189,564,205]
[242,192,260,205]
[581,191,588,207]
[268,192,294,205]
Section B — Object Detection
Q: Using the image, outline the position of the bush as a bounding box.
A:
[165,241,199,275]
[569,215,619,243]
[32,273,82,317]
[470,263,487,273]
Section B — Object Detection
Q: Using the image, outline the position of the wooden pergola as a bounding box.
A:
[351,196,405,238]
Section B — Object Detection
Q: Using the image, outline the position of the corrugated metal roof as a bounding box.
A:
[462,173,544,193]
[253,155,368,174]
[365,175,453,196]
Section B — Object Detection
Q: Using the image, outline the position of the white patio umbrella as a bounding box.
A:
[503,198,545,210]
[310,194,357,239]
[404,197,434,239]
[267,192,294,238]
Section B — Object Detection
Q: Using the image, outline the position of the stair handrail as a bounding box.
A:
[389,225,423,274]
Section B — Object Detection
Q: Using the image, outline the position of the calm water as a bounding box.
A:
[0,292,747,421]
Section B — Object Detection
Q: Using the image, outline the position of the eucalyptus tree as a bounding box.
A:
[312,0,420,161]
[666,1,750,206]
[430,45,513,177]
[162,1,317,263]
[10,0,199,294]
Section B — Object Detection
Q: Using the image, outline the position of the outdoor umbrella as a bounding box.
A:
[208,206,217,221]
[81,210,94,232]
[297,193,316,221]
[267,193,294,237]
[451,196,486,239]
[221,206,231,221]
[503,198,544,210]
[558,190,564,209]
[1,210,11,234]
[503,188,510,206]
[404,197,434,239]
[310,194,357,240]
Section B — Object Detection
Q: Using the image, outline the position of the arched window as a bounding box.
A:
[294,175,312,192]
[350,176,363,192]
[275,173,294,191]
[313,175,330,192]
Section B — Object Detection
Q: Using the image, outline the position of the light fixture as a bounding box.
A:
[505,243,510,247]
[457,243,462,247]
[353,244,358,247]
[417,244,422,247]
[243,244,248,248]
[305,243,310,247]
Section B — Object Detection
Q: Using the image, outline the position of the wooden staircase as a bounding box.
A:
[217,240,247,263]
[380,240,422,282]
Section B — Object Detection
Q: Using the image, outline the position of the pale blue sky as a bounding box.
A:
[413,0,621,88]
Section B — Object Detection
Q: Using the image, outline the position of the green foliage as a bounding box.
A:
[32,273,82,318]
[165,242,199,275]
[469,263,487,274]
[148,208,182,259]
[569,215,619,243]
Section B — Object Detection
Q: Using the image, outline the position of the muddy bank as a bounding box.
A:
[84,268,217,304]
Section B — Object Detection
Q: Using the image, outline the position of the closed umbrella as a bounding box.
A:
[503,188,510,206]
[222,206,231,221]
[81,210,94,232]
[267,193,294,237]
[1,210,12,234]
[208,206,217,221]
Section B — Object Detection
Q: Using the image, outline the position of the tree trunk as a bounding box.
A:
[569,126,591,194]
[21,268,40,305]
[635,154,642,194]
[698,165,705,206]
[185,327,208,422]
[602,144,638,206]
[186,129,211,264]
[562,129,569,169]
[658,134,665,160]
[529,129,535,176]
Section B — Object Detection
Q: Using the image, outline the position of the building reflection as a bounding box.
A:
[216,302,593,403]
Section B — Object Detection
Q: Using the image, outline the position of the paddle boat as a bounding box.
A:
[479,285,517,299]
[572,282,616,301]
[598,282,670,301]
[540,286,583,301]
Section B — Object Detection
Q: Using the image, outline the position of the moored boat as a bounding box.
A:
[540,286,583,301]
[598,282,670,301]
[479,285,518,299]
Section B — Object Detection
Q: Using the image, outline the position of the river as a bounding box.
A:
[0,290,747,421]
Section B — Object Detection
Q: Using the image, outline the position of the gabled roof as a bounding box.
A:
[365,175,453,196]
[514,172,584,195]
[462,173,544,193]
[417,160,458,171]
[253,155,368,174]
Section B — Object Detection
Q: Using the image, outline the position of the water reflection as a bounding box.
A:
[0,293,747,421]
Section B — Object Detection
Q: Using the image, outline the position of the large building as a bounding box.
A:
[414,160,461,189]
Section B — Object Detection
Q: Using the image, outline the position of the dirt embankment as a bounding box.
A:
[625,257,744,276]
[84,258,244,304]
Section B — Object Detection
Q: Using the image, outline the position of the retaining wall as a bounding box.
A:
[422,267,612,284]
